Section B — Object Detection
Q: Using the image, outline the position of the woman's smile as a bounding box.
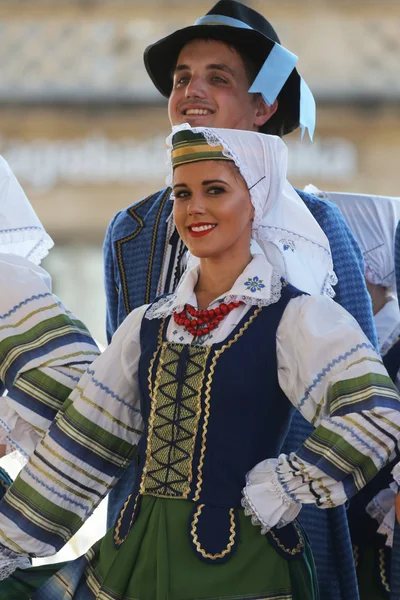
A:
[187,223,217,237]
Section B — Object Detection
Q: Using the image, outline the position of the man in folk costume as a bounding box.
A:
[306,186,400,599]
[104,1,376,597]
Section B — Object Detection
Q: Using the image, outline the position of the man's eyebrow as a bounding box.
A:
[174,64,190,73]
[207,63,235,76]
[173,63,235,76]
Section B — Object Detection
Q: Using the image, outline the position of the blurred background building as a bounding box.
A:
[0,0,399,346]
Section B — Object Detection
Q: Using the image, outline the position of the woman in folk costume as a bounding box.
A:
[0,156,100,499]
[1,127,400,600]
[305,186,400,599]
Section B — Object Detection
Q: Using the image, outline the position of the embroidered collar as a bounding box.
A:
[145,253,283,320]
[375,297,400,356]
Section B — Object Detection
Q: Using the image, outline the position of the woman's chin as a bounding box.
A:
[187,247,216,260]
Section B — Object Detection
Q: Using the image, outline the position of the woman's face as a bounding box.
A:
[173,160,254,261]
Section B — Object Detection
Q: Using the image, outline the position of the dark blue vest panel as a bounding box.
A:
[114,284,308,563]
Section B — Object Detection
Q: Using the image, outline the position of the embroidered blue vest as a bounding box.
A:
[114,285,307,563]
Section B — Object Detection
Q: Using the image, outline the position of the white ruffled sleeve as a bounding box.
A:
[243,294,400,533]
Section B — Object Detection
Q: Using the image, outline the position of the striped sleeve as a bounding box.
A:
[0,254,100,459]
[242,294,400,533]
[0,304,146,569]
[277,294,400,505]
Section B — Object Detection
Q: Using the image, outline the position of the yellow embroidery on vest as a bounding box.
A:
[191,504,236,560]
[193,307,262,501]
[145,187,171,304]
[379,548,390,593]
[268,521,304,556]
[116,197,150,315]
[141,342,210,498]
[113,492,139,546]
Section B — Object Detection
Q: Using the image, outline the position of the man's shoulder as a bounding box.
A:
[295,187,347,226]
[107,187,172,238]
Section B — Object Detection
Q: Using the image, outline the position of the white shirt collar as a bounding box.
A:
[146,253,283,320]
[375,296,400,355]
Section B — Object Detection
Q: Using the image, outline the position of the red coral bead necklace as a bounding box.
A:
[173,301,243,337]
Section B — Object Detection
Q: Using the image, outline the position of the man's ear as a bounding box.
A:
[254,97,278,128]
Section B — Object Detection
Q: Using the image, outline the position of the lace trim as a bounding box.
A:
[145,271,283,320]
[321,270,338,298]
[145,294,177,320]
[0,228,53,266]
[241,468,298,535]
[0,545,31,581]
[0,427,30,465]
[366,496,389,525]
[381,323,400,358]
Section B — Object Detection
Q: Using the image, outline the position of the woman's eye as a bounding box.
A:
[208,186,226,195]
[175,190,190,199]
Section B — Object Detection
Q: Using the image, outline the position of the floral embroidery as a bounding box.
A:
[280,239,295,252]
[244,276,266,293]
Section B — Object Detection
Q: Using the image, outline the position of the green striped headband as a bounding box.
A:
[171,130,234,169]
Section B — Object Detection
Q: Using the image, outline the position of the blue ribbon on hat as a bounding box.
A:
[194,13,316,141]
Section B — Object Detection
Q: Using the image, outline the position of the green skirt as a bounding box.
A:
[2,497,319,600]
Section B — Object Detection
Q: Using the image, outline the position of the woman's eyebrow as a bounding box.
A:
[202,179,228,185]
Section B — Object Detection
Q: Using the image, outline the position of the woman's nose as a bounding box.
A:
[187,195,206,215]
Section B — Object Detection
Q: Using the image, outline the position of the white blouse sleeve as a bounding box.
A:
[0,253,100,459]
[0,304,147,576]
[242,294,400,533]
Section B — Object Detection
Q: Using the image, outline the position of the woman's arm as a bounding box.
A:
[0,304,147,578]
[0,254,100,459]
[242,294,400,532]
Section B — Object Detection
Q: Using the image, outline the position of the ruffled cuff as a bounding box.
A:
[365,463,400,548]
[0,543,31,581]
[366,482,398,547]
[241,458,301,534]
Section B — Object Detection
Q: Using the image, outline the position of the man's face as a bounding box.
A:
[168,39,274,131]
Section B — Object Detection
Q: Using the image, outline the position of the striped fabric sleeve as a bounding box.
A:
[243,294,400,532]
[0,304,146,571]
[278,294,400,504]
[0,255,100,458]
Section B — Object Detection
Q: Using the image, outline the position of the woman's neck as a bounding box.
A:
[195,251,252,309]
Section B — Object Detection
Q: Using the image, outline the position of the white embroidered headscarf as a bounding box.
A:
[0,156,54,264]
[305,185,400,292]
[167,124,336,297]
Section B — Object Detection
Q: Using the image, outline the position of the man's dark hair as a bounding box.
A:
[229,40,287,137]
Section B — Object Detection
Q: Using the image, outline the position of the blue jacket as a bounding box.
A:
[103,186,377,599]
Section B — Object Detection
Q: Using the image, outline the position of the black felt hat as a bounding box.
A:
[144,0,302,136]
